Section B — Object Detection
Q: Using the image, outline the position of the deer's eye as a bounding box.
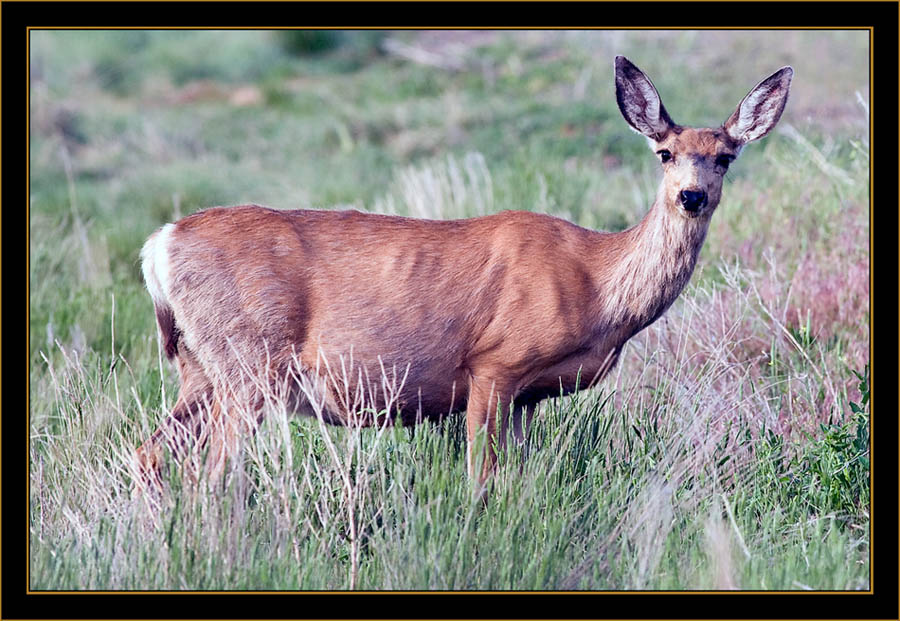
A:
[657,149,672,163]
[715,154,735,170]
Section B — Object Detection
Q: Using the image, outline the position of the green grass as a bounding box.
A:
[29,30,869,590]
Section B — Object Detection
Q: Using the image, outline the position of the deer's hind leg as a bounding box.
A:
[133,345,216,492]
[199,382,270,488]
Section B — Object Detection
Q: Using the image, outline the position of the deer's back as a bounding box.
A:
[159,205,606,419]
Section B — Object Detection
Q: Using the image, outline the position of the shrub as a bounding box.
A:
[276,30,345,56]
[754,365,869,521]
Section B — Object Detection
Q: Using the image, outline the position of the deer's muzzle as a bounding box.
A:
[679,189,708,212]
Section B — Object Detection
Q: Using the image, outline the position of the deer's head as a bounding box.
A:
[614,56,792,219]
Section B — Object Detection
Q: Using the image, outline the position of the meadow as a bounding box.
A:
[29,30,870,590]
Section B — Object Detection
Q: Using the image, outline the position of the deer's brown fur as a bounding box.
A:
[134,57,792,491]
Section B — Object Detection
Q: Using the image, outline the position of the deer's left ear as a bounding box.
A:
[724,66,793,145]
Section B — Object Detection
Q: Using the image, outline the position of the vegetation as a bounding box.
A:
[29,30,869,590]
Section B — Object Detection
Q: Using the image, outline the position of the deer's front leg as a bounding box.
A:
[465,375,517,495]
[504,398,538,447]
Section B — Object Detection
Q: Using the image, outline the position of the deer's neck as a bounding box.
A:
[596,198,711,336]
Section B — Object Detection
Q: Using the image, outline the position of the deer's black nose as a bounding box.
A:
[679,190,707,212]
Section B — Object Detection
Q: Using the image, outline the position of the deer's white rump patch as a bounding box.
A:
[140,222,175,308]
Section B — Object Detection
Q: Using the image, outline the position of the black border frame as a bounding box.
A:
[8,2,897,620]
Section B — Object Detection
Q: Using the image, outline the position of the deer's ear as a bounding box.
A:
[724,66,793,145]
[615,56,675,141]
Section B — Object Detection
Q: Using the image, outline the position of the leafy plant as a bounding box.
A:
[756,366,870,520]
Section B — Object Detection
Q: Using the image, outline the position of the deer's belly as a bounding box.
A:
[287,354,468,426]
[527,346,623,397]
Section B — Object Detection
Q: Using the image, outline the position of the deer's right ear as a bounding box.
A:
[615,56,675,141]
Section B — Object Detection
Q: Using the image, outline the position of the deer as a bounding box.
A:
[134,57,792,496]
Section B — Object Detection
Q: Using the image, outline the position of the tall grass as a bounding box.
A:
[30,268,870,590]
[29,30,869,590]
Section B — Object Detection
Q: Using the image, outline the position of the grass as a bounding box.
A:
[29,30,870,591]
